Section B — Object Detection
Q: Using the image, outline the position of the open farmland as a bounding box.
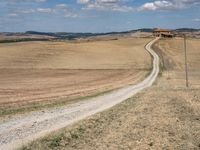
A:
[0,38,151,116]
[154,38,200,87]
[24,38,200,150]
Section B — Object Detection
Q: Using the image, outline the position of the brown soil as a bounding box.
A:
[24,38,200,150]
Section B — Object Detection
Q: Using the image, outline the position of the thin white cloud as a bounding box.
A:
[112,5,134,12]
[139,0,200,11]
[8,13,18,17]
[77,0,90,4]
[3,3,80,19]
[36,8,54,13]
[64,13,78,18]
[193,18,200,22]
[79,0,135,12]
[17,9,35,13]
[139,1,173,11]
[56,4,68,9]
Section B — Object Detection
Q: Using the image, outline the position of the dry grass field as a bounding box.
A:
[0,38,151,69]
[154,38,200,87]
[0,38,151,116]
[23,38,200,150]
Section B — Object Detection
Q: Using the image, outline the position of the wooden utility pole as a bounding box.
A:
[183,34,189,87]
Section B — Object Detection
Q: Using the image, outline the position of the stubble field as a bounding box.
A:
[0,38,151,117]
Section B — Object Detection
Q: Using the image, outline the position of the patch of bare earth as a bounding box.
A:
[23,38,200,150]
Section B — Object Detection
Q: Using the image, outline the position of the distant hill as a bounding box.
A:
[26,28,200,39]
[174,28,200,32]
[0,28,199,43]
[24,28,156,40]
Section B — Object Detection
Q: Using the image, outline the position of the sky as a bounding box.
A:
[0,0,200,32]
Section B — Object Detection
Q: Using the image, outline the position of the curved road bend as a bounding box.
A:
[0,37,160,150]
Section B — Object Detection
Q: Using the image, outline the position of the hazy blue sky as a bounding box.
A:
[0,0,200,32]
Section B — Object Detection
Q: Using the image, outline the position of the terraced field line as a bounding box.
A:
[0,37,160,150]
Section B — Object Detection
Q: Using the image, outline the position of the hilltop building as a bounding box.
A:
[153,29,173,38]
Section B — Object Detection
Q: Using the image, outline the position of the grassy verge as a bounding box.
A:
[159,61,164,76]
[144,67,153,78]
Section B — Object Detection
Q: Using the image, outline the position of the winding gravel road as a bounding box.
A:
[0,37,160,150]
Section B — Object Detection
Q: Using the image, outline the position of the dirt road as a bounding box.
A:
[0,38,159,150]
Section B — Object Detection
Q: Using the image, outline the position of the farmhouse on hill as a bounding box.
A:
[153,29,174,38]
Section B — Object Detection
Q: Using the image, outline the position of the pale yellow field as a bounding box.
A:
[0,38,151,116]
[0,38,151,69]
[154,38,200,87]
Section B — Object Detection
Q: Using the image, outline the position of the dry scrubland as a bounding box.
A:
[23,38,200,150]
[0,38,151,117]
